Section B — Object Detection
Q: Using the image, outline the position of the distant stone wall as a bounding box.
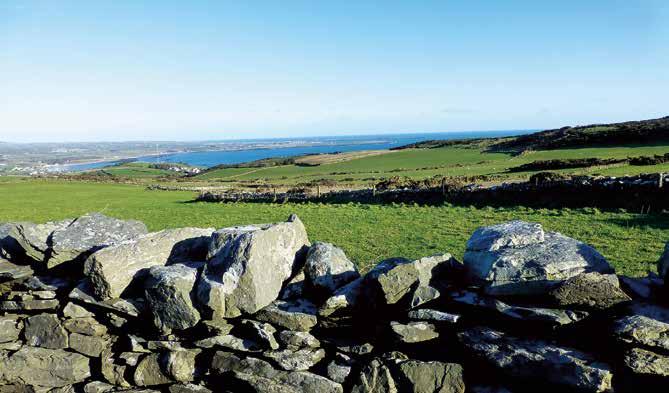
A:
[1,213,668,392]
[196,173,669,212]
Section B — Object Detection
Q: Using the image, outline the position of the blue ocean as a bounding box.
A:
[66,130,531,171]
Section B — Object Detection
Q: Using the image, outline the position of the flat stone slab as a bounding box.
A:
[0,346,91,388]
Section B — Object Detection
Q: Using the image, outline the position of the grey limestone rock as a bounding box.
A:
[197,215,310,318]
[464,221,613,295]
[84,227,212,299]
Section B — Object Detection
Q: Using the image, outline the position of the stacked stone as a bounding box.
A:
[1,213,668,392]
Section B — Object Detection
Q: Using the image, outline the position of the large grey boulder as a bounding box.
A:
[459,327,613,392]
[144,263,202,334]
[197,214,310,318]
[24,313,69,349]
[394,360,465,393]
[8,219,73,263]
[657,242,669,279]
[48,213,148,269]
[0,346,90,388]
[84,227,212,299]
[304,242,359,299]
[464,221,613,295]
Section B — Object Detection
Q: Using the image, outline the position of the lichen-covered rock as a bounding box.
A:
[101,347,130,387]
[62,302,94,318]
[48,213,148,269]
[211,352,342,393]
[83,381,115,393]
[390,321,439,344]
[264,348,326,371]
[134,353,173,386]
[7,219,73,263]
[459,327,613,392]
[24,313,69,349]
[613,315,669,351]
[194,334,263,352]
[364,254,457,310]
[394,360,465,393]
[408,309,460,323]
[197,215,309,318]
[351,358,398,393]
[547,272,631,310]
[255,299,318,331]
[239,319,279,350]
[0,256,33,281]
[279,269,307,300]
[144,263,202,333]
[624,348,669,377]
[305,242,359,299]
[319,276,364,318]
[168,383,212,393]
[84,227,212,299]
[69,333,111,357]
[278,330,320,349]
[464,221,613,295]
[0,346,90,388]
[0,315,22,343]
[62,317,108,336]
[0,298,59,311]
[164,349,200,383]
[327,353,354,384]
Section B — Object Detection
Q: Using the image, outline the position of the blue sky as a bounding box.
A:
[1,1,667,142]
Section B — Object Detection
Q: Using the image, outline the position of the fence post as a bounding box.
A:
[659,173,664,188]
[317,185,320,198]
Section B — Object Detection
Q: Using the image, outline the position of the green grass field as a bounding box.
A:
[1,178,666,277]
[192,144,669,186]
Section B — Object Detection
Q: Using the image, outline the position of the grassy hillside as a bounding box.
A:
[193,144,669,186]
[494,116,669,152]
[0,178,666,276]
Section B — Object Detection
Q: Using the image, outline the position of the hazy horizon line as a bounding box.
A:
[0,128,536,145]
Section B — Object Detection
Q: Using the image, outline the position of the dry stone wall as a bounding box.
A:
[0,214,668,392]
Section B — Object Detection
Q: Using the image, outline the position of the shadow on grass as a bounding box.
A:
[606,214,669,230]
